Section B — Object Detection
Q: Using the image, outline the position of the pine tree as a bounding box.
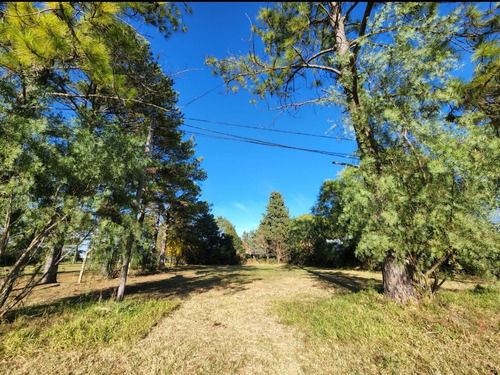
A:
[259,191,291,264]
[216,216,244,263]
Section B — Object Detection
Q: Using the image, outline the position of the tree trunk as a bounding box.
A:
[330,2,416,304]
[39,241,64,284]
[152,210,161,252]
[0,192,12,262]
[159,230,167,268]
[39,221,69,285]
[78,249,91,284]
[382,253,418,304]
[116,234,134,302]
[116,124,153,302]
[0,213,66,313]
[71,244,80,264]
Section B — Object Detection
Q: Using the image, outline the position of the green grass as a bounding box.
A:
[1,298,180,358]
[275,284,500,374]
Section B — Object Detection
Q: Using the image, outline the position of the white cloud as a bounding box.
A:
[233,202,252,215]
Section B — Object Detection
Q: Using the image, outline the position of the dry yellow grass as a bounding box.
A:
[1,264,496,375]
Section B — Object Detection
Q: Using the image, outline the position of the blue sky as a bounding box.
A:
[144,2,357,236]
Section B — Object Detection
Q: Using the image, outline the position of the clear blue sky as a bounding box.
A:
[143,2,356,236]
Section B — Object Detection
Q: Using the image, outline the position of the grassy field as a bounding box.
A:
[0,263,498,374]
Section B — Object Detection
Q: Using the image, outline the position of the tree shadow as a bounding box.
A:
[4,266,262,322]
[302,267,383,294]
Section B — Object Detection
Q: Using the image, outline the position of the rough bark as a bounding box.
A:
[382,253,418,304]
[116,234,134,302]
[38,242,63,284]
[0,213,66,314]
[0,192,12,261]
[159,226,167,267]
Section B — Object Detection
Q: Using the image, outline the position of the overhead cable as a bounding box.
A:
[184,117,354,142]
[183,124,357,160]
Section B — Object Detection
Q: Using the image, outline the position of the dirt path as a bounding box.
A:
[123,266,334,375]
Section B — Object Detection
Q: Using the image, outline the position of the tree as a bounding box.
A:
[208,3,500,302]
[0,2,193,313]
[259,191,291,264]
[216,216,244,260]
[311,179,362,267]
[288,214,316,266]
[182,202,234,265]
[242,230,266,260]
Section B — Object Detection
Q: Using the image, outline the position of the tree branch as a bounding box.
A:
[51,92,174,114]
[332,161,358,168]
[425,252,450,278]
[344,2,359,20]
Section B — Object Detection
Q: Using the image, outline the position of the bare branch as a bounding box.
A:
[1,7,57,18]
[425,252,450,278]
[305,47,337,65]
[402,129,427,183]
[268,97,325,111]
[292,62,341,76]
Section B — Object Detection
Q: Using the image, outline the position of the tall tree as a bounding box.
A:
[208,2,500,302]
[259,191,291,264]
[0,2,192,312]
[288,214,316,266]
[216,216,244,261]
[310,179,362,267]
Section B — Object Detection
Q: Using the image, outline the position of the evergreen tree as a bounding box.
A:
[259,191,291,264]
[216,216,244,262]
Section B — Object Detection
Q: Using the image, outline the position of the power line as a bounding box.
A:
[183,124,357,160]
[183,117,354,142]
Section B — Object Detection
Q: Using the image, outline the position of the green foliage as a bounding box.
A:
[287,179,364,268]
[216,216,244,259]
[241,229,267,259]
[181,204,240,265]
[288,214,316,265]
[0,1,204,312]
[259,191,291,263]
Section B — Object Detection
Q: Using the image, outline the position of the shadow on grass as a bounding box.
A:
[302,267,383,294]
[4,265,262,322]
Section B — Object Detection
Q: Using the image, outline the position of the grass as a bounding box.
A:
[1,298,180,358]
[0,264,498,374]
[275,283,500,374]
